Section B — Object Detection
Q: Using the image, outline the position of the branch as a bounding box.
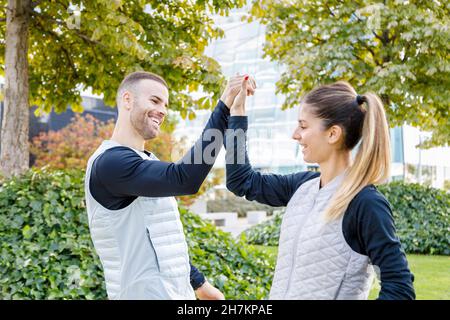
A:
[353,12,364,23]
[353,11,387,44]
[31,0,44,9]
[325,4,335,17]
[33,18,80,81]
[0,5,11,11]
[355,40,381,66]
[351,51,366,63]
[29,9,103,47]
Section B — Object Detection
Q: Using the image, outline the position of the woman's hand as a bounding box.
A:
[230,75,254,116]
[220,74,256,110]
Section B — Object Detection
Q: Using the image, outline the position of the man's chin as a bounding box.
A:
[143,129,159,140]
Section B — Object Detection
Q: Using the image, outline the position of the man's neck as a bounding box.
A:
[111,122,145,151]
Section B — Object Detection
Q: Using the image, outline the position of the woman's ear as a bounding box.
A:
[327,125,344,145]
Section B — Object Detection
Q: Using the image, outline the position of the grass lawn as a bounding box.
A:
[254,245,450,300]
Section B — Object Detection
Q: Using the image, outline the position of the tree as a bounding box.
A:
[0,0,245,178]
[30,113,182,170]
[248,1,449,147]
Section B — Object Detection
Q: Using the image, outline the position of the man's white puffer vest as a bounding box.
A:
[84,140,195,300]
[269,172,374,300]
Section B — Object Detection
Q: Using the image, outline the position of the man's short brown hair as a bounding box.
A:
[116,71,168,106]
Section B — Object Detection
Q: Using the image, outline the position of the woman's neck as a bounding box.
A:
[318,151,351,188]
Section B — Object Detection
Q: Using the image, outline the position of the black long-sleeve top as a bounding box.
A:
[89,101,230,290]
[224,116,415,300]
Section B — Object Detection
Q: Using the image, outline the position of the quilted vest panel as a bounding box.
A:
[85,140,195,300]
[269,173,374,300]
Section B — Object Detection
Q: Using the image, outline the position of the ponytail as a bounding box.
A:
[323,92,391,221]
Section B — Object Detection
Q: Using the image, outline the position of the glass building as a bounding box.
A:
[174,6,305,175]
[174,6,405,178]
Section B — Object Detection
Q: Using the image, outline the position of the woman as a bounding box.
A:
[225,78,415,300]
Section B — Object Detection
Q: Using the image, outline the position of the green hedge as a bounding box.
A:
[378,182,449,255]
[0,168,274,299]
[181,208,274,299]
[245,182,449,255]
[244,213,283,247]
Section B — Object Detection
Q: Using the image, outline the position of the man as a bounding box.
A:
[84,71,255,299]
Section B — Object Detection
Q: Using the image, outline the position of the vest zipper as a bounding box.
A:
[146,228,160,272]
[333,276,345,300]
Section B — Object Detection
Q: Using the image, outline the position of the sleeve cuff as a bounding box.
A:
[190,264,207,290]
[229,116,248,131]
[217,99,230,116]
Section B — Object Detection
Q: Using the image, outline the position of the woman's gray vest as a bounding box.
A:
[269,173,375,300]
[84,140,195,300]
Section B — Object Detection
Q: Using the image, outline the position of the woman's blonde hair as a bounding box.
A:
[302,81,391,221]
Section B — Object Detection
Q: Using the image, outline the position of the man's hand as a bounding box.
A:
[230,76,251,116]
[220,74,256,109]
[195,281,225,300]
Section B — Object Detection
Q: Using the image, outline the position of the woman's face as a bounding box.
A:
[292,104,335,164]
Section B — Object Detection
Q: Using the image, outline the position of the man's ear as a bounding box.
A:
[327,125,344,145]
[122,91,132,111]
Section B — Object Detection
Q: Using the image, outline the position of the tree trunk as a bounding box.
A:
[1,0,31,178]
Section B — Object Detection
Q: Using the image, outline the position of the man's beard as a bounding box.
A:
[130,101,159,141]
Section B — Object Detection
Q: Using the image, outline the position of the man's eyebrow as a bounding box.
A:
[150,95,168,107]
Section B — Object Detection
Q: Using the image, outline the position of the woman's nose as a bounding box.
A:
[292,128,301,141]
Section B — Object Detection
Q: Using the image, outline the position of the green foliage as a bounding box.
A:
[0,169,106,299]
[378,181,450,255]
[0,168,274,299]
[246,182,449,255]
[0,0,246,117]
[181,207,274,299]
[248,1,450,147]
[30,113,182,170]
[244,212,282,246]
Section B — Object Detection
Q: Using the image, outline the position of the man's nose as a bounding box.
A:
[158,105,168,117]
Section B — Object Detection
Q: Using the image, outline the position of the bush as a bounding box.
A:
[0,168,274,299]
[30,114,115,170]
[30,114,181,170]
[243,213,283,247]
[0,169,106,299]
[378,182,449,255]
[182,208,274,299]
[245,182,449,255]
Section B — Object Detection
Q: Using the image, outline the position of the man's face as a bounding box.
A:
[129,79,169,140]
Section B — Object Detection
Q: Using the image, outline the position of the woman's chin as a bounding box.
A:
[302,154,316,164]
